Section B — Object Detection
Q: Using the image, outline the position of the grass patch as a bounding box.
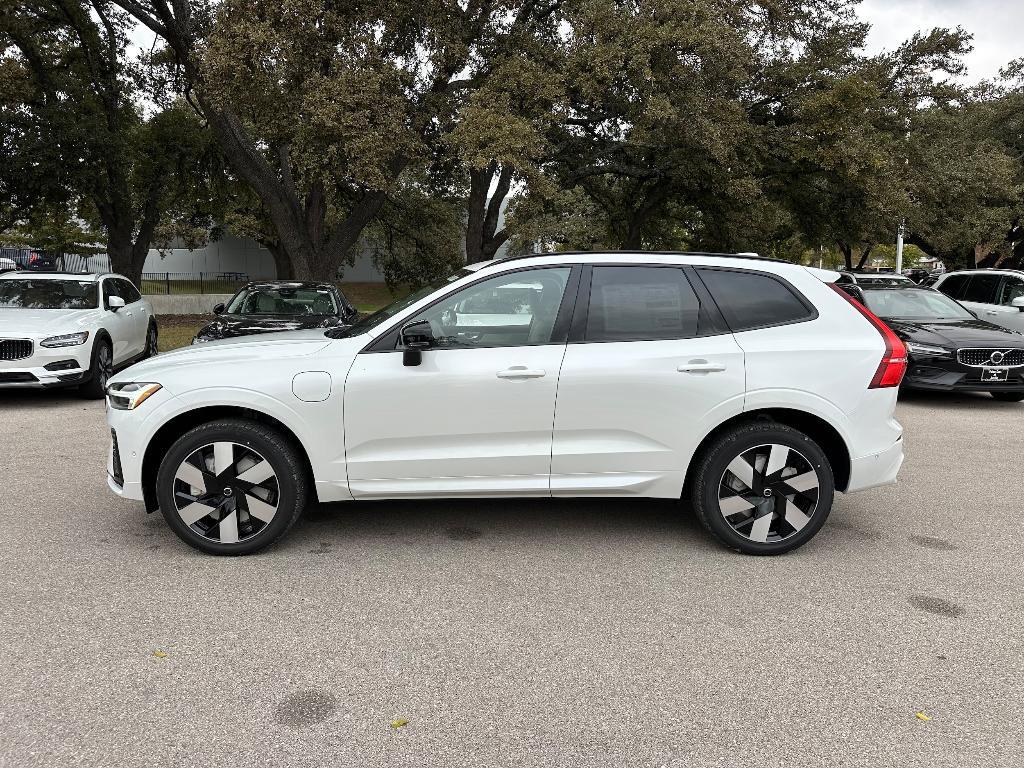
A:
[157,316,207,352]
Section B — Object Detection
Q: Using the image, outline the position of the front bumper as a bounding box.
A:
[0,345,92,388]
[903,360,1024,393]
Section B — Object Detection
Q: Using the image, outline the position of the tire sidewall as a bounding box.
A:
[78,336,112,399]
[698,424,835,555]
[156,422,303,555]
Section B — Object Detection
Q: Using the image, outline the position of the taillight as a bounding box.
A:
[829,283,907,388]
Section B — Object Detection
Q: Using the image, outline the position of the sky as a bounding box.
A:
[858,0,1022,82]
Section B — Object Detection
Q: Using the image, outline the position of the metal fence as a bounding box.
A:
[140,272,250,295]
[0,248,110,273]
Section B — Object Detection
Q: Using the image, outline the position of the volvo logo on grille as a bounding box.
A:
[990,350,1006,365]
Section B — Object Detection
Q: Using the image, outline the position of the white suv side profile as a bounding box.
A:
[0,272,157,397]
[105,253,906,556]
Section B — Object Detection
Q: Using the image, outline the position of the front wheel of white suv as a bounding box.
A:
[691,421,835,555]
[155,419,309,555]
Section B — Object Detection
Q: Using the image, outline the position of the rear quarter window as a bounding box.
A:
[696,268,815,332]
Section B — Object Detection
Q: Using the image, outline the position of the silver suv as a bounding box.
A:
[933,270,1024,333]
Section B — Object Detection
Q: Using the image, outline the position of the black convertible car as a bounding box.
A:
[846,283,1024,401]
[193,281,357,343]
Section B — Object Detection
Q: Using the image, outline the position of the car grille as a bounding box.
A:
[957,348,1024,367]
[0,339,33,361]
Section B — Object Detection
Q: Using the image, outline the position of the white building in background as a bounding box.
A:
[87,231,388,282]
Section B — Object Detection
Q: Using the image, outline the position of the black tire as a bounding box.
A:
[990,391,1024,402]
[142,322,159,359]
[155,419,308,555]
[78,337,113,399]
[691,421,835,555]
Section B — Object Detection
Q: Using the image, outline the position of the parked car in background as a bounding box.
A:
[192,281,357,343]
[841,282,1024,401]
[931,269,1024,333]
[0,272,157,397]
[0,257,17,273]
[903,269,930,284]
[107,252,905,557]
[837,271,913,287]
[1,248,58,271]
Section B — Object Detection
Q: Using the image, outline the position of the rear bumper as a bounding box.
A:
[846,436,904,493]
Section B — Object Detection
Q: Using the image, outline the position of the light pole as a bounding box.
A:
[896,220,904,274]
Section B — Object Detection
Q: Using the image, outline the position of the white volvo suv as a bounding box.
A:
[0,272,157,397]
[105,253,906,556]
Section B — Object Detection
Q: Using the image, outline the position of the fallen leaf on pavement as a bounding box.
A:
[915,712,931,721]
[152,650,168,659]
[390,718,409,729]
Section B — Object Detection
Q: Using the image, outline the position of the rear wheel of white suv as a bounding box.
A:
[155,419,308,555]
[691,421,834,555]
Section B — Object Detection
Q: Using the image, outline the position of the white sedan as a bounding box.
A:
[0,272,157,397]
[105,252,906,556]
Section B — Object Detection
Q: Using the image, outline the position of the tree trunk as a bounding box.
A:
[267,241,293,280]
[465,163,513,263]
[837,241,854,271]
[854,244,873,271]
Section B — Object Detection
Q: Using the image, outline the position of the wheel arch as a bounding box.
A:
[684,408,852,496]
[140,405,318,512]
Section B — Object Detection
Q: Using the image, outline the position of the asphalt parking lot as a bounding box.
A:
[1,390,1022,767]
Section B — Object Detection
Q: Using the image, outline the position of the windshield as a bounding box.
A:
[326,269,472,338]
[861,289,974,320]
[0,279,98,309]
[226,286,338,316]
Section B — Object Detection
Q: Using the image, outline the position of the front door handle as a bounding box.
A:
[496,366,546,380]
[677,360,727,373]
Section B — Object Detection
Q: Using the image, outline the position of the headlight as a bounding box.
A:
[906,342,952,357]
[107,382,162,410]
[41,331,90,348]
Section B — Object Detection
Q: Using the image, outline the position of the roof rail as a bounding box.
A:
[494,249,793,265]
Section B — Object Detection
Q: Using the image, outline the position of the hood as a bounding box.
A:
[886,317,1024,349]
[194,313,346,342]
[0,308,95,336]
[112,329,338,385]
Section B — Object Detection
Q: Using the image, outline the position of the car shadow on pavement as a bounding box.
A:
[0,389,95,409]
[898,388,1022,409]
[281,496,706,552]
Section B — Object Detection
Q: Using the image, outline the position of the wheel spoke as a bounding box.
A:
[236,460,274,485]
[782,471,818,494]
[725,456,756,490]
[765,445,790,477]
[218,510,239,543]
[175,461,208,491]
[242,493,277,523]
[749,513,773,543]
[784,499,811,532]
[178,500,217,526]
[213,442,235,475]
[719,494,755,516]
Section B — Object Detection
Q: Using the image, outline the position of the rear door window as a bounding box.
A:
[584,266,700,342]
[696,268,814,332]
[961,273,1001,304]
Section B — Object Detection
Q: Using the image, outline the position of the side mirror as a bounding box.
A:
[107,295,125,311]
[213,303,226,314]
[400,320,434,367]
[1011,297,1024,312]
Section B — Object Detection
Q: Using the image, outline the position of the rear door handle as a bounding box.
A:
[677,360,727,373]
[496,366,546,380]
